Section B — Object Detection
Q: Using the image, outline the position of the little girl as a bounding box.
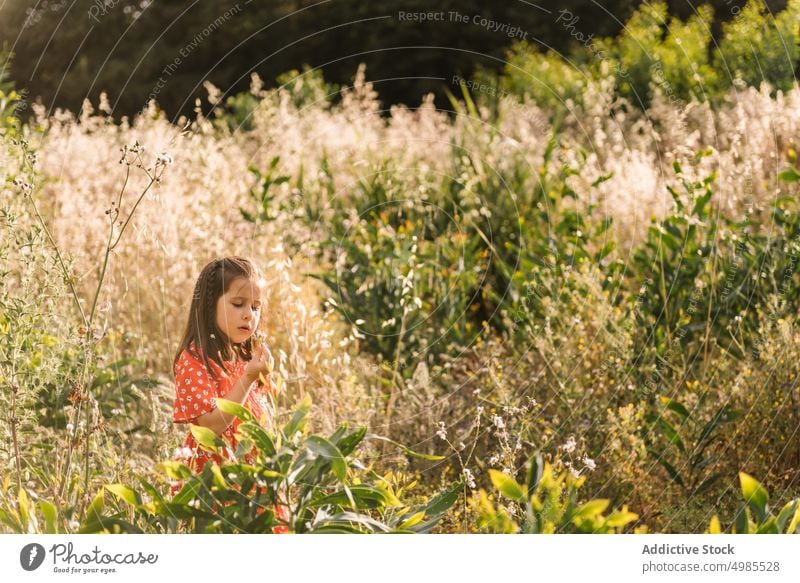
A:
[169,255,290,533]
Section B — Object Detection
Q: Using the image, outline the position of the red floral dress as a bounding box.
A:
[170,341,290,533]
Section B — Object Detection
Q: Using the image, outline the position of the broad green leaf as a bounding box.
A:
[17,488,30,532]
[158,461,193,480]
[604,506,639,529]
[38,500,57,534]
[777,500,798,533]
[105,484,141,507]
[313,511,392,533]
[692,473,722,496]
[659,396,690,420]
[756,517,779,534]
[215,398,255,424]
[191,425,225,452]
[418,481,464,517]
[305,436,347,482]
[84,490,105,525]
[574,499,610,519]
[283,394,312,437]
[778,167,800,183]
[315,486,390,509]
[739,472,768,521]
[489,470,527,503]
[397,511,426,530]
[526,453,544,496]
[336,426,367,456]
[238,422,276,456]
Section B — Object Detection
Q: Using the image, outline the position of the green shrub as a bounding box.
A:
[472,453,641,533]
[708,472,800,534]
[715,0,800,95]
[79,396,462,533]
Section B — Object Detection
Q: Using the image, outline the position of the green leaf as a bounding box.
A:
[238,422,276,456]
[38,500,57,534]
[315,486,390,509]
[659,396,690,420]
[84,490,105,526]
[17,488,30,532]
[336,426,367,456]
[397,511,426,530]
[756,517,779,534]
[525,453,544,496]
[313,511,392,533]
[283,394,312,437]
[105,484,141,507]
[158,461,193,480]
[776,500,798,532]
[190,425,225,452]
[656,418,686,453]
[648,449,684,487]
[365,433,444,460]
[739,472,768,521]
[692,473,722,496]
[574,499,610,519]
[419,481,464,517]
[489,470,527,503]
[778,167,800,183]
[215,398,255,424]
[305,436,347,482]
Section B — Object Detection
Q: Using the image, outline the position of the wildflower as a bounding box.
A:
[157,152,173,165]
[462,468,477,489]
[476,405,484,416]
[492,414,505,430]
[564,461,580,479]
[435,421,447,441]
[489,455,499,465]
[582,456,596,471]
[561,436,577,453]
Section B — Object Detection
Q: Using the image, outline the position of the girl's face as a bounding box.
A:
[215,276,265,344]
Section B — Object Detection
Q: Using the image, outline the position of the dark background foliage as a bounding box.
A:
[0,0,787,122]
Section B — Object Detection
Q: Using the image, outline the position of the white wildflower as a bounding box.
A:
[561,436,577,453]
[492,414,505,430]
[462,467,477,489]
[582,456,596,471]
[435,421,447,441]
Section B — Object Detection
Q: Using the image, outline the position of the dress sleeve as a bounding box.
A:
[172,350,219,424]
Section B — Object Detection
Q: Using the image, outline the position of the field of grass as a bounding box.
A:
[2,4,800,532]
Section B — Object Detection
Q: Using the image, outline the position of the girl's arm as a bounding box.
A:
[192,343,272,435]
[193,369,258,435]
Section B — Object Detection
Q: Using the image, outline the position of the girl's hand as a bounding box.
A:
[245,342,274,382]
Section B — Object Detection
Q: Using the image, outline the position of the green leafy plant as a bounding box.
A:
[647,396,742,498]
[472,453,640,533]
[708,472,800,534]
[79,396,463,533]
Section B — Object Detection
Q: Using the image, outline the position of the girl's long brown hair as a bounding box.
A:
[173,256,264,383]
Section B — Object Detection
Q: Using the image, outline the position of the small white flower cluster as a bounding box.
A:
[560,436,577,453]
[435,421,447,441]
[491,414,505,429]
[462,467,477,489]
[582,456,596,471]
